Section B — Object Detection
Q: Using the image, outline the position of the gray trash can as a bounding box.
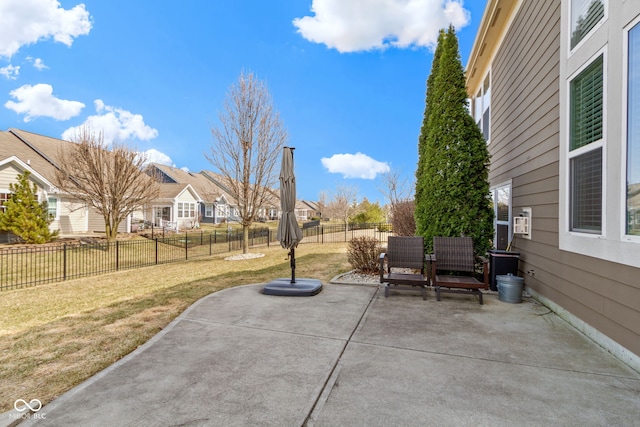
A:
[496,274,524,303]
[489,250,520,291]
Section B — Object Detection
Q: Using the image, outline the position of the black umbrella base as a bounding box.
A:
[263,278,322,296]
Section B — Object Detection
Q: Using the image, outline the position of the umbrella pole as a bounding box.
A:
[290,247,296,284]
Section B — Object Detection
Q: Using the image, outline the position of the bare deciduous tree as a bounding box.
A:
[390,200,416,236]
[380,169,416,235]
[379,169,414,206]
[54,127,160,242]
[207,71,287,253]
[317,190,328,220]
[324,185,360,230]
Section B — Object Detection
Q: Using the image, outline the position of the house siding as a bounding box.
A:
[86,207,128,234]
[52,199,88,234]
[0,163,22,189]
[174,190,199,230]
[487,0,640,358]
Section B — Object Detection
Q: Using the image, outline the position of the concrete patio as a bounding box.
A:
[7,283,640,426]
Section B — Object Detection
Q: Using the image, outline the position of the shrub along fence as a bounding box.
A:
[0,223,392,291]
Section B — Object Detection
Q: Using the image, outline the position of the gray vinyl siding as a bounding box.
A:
[488,0,640,357]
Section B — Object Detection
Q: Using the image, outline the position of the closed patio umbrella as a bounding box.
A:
[263,147,321,296]
[276,147,303,264]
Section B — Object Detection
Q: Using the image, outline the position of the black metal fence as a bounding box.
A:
[0,223,392,291]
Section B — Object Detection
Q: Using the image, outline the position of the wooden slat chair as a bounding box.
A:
[429,236,488,305]
[379,236,429,300]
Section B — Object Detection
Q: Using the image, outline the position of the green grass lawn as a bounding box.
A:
[0,243,351,412]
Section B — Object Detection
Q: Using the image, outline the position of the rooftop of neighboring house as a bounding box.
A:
[0,129,66,185]
[2,128,316,210]
[154,182,200,201]
[150,163,229,203]
[199,169,281,208]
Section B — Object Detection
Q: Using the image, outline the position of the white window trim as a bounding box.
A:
[47,196,59,220]
[565,47,607,237]
[491,180,513,250]
[561,32,640,268]
[568,0,608,56]
[177,202,197,219]
[0,190,10,215]
[560,47,614,253]
[205,203,214,218]
[473,69,491,144]
[622,15,640,243]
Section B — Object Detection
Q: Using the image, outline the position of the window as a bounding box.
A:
[492,184,511,250]
[571,148,602,232]
[0,193,9,213]
[571,0,605,49]
[205,203,213,218]
[474,72,491,142]
[627,22,640,235]
[216,204,226,219]
[569,54,604,233]
[177,202,196,219]
[47,197,58,219]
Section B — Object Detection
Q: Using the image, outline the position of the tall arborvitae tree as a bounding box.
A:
[0,171,58,244]
[415,29,445,229]
[415,26,493,254]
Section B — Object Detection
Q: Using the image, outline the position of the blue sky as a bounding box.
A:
[0,0,487,204]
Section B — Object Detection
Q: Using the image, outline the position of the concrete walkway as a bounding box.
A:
[8,283,640,426]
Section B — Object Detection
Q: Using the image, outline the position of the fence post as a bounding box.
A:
[63,243,67,281]
[155,238,158,265]
[209,233,212,255]
[116,240,120,271]
[185,231,188,260]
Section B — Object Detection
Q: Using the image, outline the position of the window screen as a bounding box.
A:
[571,148,602,232]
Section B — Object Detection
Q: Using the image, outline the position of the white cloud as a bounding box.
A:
[142,148,173,166]
[33,58,48,70]
[5,83,85,121]
[0,0,92,58]
[321,152,390,179]
[293,0,469,53]
[62,99,159,144]
[0,64,20,79]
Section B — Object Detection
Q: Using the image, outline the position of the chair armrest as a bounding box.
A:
[476,255,489,289]
[426,254,437,282]
[379,253,387,283]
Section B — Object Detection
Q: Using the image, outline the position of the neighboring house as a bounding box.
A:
[199,170,243,222]
[0,129,129,240]
[148,164,232,225]
[467,0,640,367]
[147,164,283,224]
[140,183,202,231]
[295,200,321,221]
[200,170,281,223]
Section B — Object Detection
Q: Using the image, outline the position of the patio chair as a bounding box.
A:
[379,236,429,300]
[429,236,488,305]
